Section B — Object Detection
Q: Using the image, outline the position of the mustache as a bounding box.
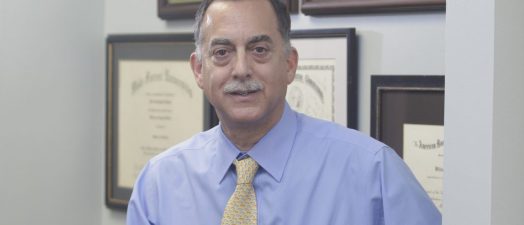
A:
[223,79,264,94]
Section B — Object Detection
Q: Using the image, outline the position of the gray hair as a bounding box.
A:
[193,0,291,61]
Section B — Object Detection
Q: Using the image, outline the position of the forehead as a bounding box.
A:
[201,0,281,44]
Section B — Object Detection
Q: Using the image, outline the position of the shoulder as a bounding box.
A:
[146,126,219,168]
[296,113,388,156]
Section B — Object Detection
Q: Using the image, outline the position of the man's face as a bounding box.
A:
[190,0,297,129]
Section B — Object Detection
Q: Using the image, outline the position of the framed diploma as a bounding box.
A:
[157,0,201,20]
[289,28,357,128]
[105,34,218,209]
[370,75,444,211]
[157,0,298,20]
[302,0,445,15]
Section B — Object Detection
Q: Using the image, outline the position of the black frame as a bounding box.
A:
[158,0,299,20]
[105,33,218,209]
[370,75,444,157]
[302,0,445,15]
[290,28,358,129]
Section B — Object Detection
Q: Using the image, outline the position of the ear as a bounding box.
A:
[285,47,298,84]
[190,52,204,89]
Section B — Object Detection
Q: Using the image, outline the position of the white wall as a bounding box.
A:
[492,0,524,224]
[445,0,524,224]
[103,1,445,225]
[444,0,494,223]
[0,0,104,224]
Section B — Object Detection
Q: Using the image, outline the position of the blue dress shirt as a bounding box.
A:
[127,104,441,225]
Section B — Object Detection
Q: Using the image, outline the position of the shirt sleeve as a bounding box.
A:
[126,162,155,225]
[377,146,442,225]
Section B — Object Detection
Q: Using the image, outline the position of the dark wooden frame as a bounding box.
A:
[302,0,445,15]
[105,33,218,209]
[158,0,298,20]
[370,75,444,158]
[290,28,358,129]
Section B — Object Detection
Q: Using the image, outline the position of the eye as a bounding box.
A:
[251,46,271,61]
[253,46,268,55]
[211,48,232,64]
[213,49,229,57]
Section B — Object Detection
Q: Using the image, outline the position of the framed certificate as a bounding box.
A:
[302,0,445,15]
[370,75,444,211]
[157,0,298,20]
[289,28,357,128]
[157,0,201,20]
[105,34,218,209]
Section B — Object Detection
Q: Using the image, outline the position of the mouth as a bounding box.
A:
[229,90,259,96]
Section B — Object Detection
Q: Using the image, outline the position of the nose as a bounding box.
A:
[232,50,251,80]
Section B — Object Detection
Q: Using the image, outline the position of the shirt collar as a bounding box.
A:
[212,103,297,184]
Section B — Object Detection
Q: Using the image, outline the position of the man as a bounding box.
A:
[127,0,442,224]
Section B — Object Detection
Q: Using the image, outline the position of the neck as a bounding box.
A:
[222,126,268,151]
[220,107,285,151]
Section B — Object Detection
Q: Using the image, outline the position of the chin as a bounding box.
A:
[230,111,263,123]
[223,108,266,125]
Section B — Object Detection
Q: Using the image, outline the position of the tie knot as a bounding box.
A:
[233,157,259,184]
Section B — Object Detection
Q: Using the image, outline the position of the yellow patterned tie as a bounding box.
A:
[221,157,259,225]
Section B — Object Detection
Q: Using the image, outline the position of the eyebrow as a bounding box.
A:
[247,35,273,45]
[209,35,273,48]
[210,38,233,47]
